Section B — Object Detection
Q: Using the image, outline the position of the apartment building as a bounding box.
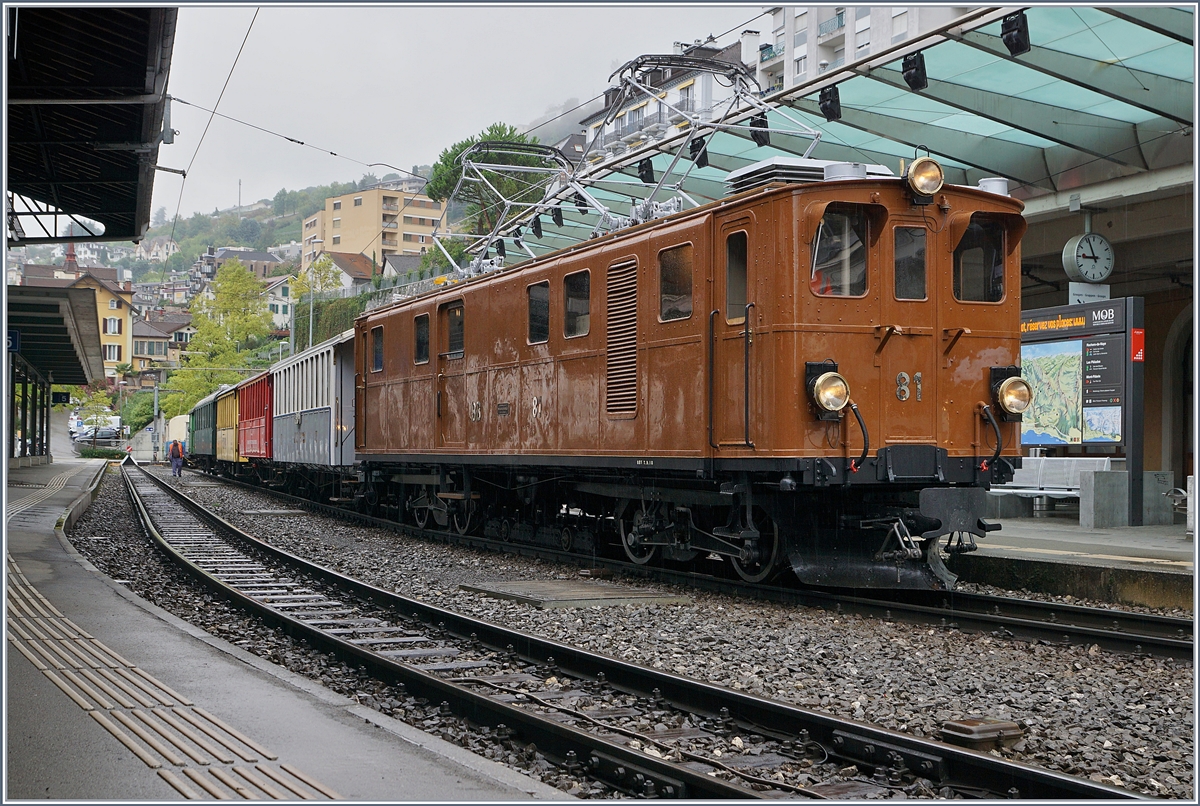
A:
[579,39,746,162]
[751,6,971,91]
[301,187,445,272]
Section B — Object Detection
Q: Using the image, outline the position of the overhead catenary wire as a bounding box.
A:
[166,9,259,253]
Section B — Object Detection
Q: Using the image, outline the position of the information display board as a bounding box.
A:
[1020,300,1132,446]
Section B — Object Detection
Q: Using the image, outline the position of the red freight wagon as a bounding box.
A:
[237,371,273,459]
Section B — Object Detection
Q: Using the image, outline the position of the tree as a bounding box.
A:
[420,239,466,273]
[78,384,113,448]
[191,259,272,351]
[425,123,543,235]
[290,254,342,301]
[153,206,168,227]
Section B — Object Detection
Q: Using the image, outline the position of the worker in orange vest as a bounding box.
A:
[168,440,184,477]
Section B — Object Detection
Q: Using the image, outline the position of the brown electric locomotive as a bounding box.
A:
[353,157,1033,590]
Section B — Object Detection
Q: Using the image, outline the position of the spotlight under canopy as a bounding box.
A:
[1001,10,1031,57]
[902,51,927,91]
[818,86,842,122]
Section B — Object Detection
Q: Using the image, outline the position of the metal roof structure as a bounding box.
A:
[6,286,105,385]
[503,6,1193,260]
[6,7,178,246]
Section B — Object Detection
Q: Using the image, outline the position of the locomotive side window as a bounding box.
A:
[414,314,429,364]
[894,227,926,300]
[564,270,590,337]
[528,281,550,344]
[445,303,464,357]
[811,206,868,297]
[726,231,747,323]
[953,217,1005,302]
[659,243,693,321]
[371,327,384,372]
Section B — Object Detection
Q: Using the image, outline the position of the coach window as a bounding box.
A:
[953,217,1004,303]
[659,243,693,321]
[414,314,429,364]
[528,281,550,344]
[725,231,747,323]
[371,327,384,372]
[894,227,926,300]
[563,270,590,337]
[811,206,868,297]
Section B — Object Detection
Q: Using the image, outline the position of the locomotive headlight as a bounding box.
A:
[810,371,851,413]
[906,156,944,197]
[996,376,1032,415]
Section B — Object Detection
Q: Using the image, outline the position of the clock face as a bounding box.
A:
[1062,233,1115,283]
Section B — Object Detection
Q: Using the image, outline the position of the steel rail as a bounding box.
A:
[136,466,1143,800]
[190,469,1192,660]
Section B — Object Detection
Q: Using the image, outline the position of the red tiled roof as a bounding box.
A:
[326,251,376,281]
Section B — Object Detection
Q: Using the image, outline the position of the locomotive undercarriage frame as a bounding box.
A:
[351,454,1003,590]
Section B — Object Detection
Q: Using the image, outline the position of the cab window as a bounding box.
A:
[658,244,693,321]
[725,231,748,323]
[894,227,926,300]
[563,270,590,337]
[954,217,1005,302]
[414,314,429,364]
[811,206,868,297]
[371,326,384,372]
[444,304,464,356]
[528,281,549,344]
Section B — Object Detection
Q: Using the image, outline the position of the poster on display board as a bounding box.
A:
[1019,300,1131,447]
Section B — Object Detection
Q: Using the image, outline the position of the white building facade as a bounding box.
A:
[751,6,971,91]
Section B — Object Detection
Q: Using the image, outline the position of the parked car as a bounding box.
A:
[73,426,121,445]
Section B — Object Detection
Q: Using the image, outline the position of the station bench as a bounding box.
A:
[986,456,1113,517]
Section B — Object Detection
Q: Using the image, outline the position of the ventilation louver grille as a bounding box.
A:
[605,259,638,416]
[724,157,893,195]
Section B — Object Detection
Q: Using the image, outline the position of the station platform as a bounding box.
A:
[948,514,1194,610]
[4,457,563,801]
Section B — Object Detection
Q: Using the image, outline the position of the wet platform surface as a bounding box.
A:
[5,456,563,801]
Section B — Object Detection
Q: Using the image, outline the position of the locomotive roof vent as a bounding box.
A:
[724,156,892,194]
[824,162,868,181]
[976,177,1010,196]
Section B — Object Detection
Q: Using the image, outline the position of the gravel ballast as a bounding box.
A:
[70,468,1194,799]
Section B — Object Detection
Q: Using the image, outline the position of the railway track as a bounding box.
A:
[124,463,1141,800]
[183,466,1193,661]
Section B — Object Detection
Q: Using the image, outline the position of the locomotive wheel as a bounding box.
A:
[411,487,431,529]
[559,526,574,552]
[620,506,658,565]
[731,511,781,584]
[452,502,476,536]
[498,519,512,542]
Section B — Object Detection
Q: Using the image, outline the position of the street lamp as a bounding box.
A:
[308,239,324,349]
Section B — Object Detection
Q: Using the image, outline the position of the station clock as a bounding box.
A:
[1061,232,1115,283]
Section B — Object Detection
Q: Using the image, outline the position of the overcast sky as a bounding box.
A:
[152,5,769,222]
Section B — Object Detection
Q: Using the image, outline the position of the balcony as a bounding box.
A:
[641,108,669,136]
[818,57,844,74]
[817,12,845,38]
[759,43,784,63]
[381,237,398,247]
[382,203,399,211]
[381,221,398,229]
[667,98,695,124]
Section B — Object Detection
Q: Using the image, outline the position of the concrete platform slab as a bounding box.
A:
[462,579,691,609]
[5,459,565,801]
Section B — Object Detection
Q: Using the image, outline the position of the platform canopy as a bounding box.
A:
[6,286,105,386]
[6,7,178,246]
[505,6,1193,256]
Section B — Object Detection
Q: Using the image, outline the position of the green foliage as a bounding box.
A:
[191,259,273,351]
[79,447,127,460]
[292,294,367,348]
[425,123,542,235]
[420,240,466,273]
[121,391,155,434]
[291,254,341,301]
